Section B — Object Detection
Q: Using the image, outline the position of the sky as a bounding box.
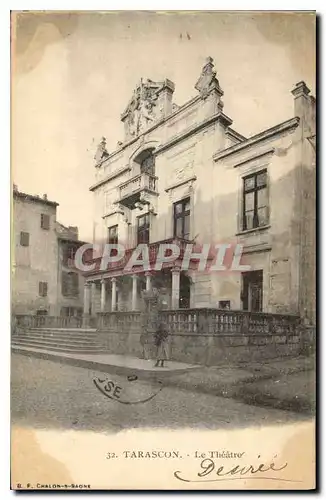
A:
[12,11,316,241]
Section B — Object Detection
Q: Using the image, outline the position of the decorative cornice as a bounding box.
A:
[242,243,272,254]
[165,175,197,193]
[225,127,246,142]
[233,149,275,169]
[156,112,232,156]
[213,117,300,162]
[89,166,131,192]
[101,208,123,219]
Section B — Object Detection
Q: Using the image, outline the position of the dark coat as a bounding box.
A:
[154,323,168,347]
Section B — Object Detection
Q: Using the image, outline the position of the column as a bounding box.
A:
[145,272,152,292]
[91,281,96,315]
[111,277,117,311]
[83,282,91,315]
[132,274,138,311]
[171,267,180,309]
[100,279,106,313]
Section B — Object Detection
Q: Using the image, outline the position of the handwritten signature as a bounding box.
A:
[93,375,163,405]
[173,457,298,483]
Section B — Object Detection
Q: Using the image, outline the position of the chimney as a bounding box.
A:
[291,81,316,139]
[156,79,175,117]
[291,81,311,117]
[43,194,48,200]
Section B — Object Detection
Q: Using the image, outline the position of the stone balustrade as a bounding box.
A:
[160,308,300,336]
[14,314,84,329]
[13,309,313,366]
[119,172,157,200]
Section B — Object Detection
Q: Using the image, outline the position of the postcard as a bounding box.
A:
[11,10,316,490]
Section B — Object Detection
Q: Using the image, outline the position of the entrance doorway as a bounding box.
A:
[241,270,263,312]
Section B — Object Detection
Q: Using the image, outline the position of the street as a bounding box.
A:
[11,354,307,432]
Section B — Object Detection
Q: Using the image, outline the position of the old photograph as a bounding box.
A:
[11,10,316,490]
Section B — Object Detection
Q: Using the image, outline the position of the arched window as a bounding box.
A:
[140,153,155,175]
[134,149,155,176]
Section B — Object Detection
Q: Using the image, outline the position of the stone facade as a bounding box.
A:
[86,58,316,323]
[12,189,86,316]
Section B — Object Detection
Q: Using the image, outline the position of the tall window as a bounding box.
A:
[242,270,263,312]
[40,214,50,230]
[62,244,77,266]
[242,170,268,231]
[137,214,150,244]
[174,198,190,240]
[61,272,79,297]
[107,225,118,244]
[39,282,48,297]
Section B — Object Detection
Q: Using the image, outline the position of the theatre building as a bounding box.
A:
[84,57,316,323]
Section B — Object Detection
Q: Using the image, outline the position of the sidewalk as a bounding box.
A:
[12,345,315,414]
[11,345,201,378]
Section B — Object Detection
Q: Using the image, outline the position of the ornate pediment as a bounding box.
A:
[121,79,165,139]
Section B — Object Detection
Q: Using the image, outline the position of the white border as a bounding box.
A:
[2,3,321,499]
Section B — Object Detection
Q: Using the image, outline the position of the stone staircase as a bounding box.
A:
[11,328,106,354]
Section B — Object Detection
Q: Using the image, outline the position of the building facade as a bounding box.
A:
[84,57,316,323]
[12,188,86,316]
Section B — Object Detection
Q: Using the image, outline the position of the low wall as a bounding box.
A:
[96,309,313,366]
[97,330,304,365]
[15,309,314,366]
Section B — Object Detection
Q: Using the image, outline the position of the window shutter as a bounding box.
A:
[62,272,69,296]
[41,214,50,230]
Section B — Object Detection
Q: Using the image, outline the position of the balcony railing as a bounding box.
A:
[83,237,195,276]
[117,172,157,208]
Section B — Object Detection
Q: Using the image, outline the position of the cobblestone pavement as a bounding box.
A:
[11,354,308,433]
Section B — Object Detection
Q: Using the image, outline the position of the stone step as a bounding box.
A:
[11,339,105,353]
[26,328,97,333]
[15,333,97,339]
[12,336,102,348]
[12,334,99,345]
[21,328,97,337]
[12,335,101,346]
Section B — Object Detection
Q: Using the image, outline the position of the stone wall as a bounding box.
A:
[96,328,305,366]
[96,309,310,366]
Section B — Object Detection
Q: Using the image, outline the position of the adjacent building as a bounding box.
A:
[81,57,315,323]
[12,188,86,317]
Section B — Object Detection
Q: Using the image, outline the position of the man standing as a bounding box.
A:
[154,323,169,368]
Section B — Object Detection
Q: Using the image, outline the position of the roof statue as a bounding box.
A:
[195,56,224,101]
[94,137,109,166]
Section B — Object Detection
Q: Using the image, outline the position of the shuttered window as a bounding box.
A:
[41,214,50,230]
[20,231,29,246]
